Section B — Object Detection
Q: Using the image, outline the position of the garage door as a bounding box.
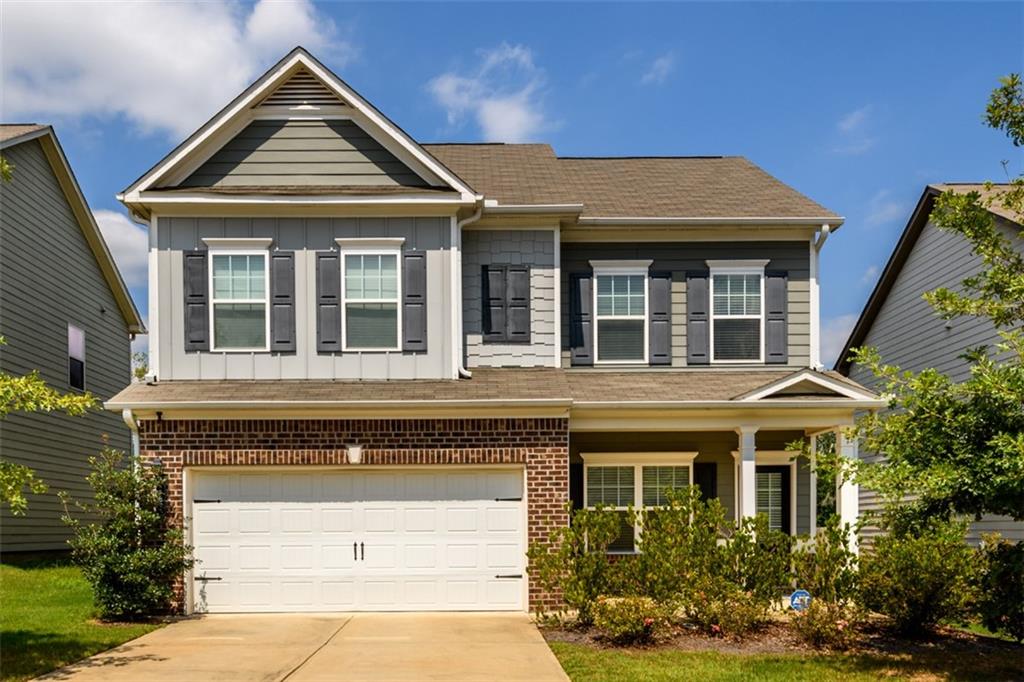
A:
[190,469,525,613]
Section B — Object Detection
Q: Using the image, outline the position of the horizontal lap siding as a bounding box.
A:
[0,139,131,551]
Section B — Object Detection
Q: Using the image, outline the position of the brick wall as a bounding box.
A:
[139,417,569,612]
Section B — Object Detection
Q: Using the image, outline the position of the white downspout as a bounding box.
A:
[455,204,484,379]
[122,409,140,470]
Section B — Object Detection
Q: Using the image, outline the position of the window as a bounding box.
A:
[210,252,269,350]
[755,465,792,534]
[593,263,649,363]
[710,263,765,362]
[343,252,400,350]
[68,324,85,390]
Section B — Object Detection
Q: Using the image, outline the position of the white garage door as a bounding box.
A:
[190,468,525,613]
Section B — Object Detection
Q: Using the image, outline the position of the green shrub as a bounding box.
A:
[724,514,794,604]
[527,504,621,625]
[61,448,195,620]
[859,519,977,635]
[686,575,768,637]
[593,596,671,644]
[977,537,1024,642]
[792,515,858,604]
[791,599,863,650]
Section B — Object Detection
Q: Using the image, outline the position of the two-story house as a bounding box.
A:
[1,124,145,553]
[107,48,882,614]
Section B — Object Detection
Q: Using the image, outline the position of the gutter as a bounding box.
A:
[575,216,845,227]
[106,398,572,411]
[572,398,888,410]
[481,202,584,215]
[454,203,484,378]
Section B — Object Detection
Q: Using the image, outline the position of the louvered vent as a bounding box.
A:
[258,69,344,108]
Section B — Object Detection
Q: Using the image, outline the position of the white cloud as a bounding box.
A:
[860,264,880,286]
[833,105,876,155]
[821,313,859,368]
[427,43,550,142]
[1,0,353,139]
[865,189,908,227]
[94,209,148,289]
[640,52,676,86]
[837,106,869,134]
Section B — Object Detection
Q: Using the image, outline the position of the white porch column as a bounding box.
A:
[736,425,758,520]
[835,427,860,554]
[809,434,818,536]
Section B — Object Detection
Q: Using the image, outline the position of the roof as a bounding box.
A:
[424,144,840,221]
[0,125,146,334]
[835,183,1022,374]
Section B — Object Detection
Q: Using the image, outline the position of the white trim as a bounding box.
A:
[147,215,160,380]
[709,264,766,364]
[202,237,274,249]
[737,369,878,402]
[208,248,271,353]
[481,202,584,215]
[809,236,822,368]
[581,452,699,465]
[136,192,472,207]
[334,237,405,250]
[339,247,402,352]
[706,259,771,270]
[553,226,562,368]
[591,262,650,365]
[576,216,845,226]
[589,259,653,272]
[809,434,818,537]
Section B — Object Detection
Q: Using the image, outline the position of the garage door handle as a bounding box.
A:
[495,497,522,502]
[495,574,522,579]
[360,542,364,560]
[193,499,221,504]
[194,576,222,582]
[353,542,358,560]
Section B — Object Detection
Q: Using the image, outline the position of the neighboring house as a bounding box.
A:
[836,183,1024,545]
[0,125,145,552]
[106,47,881,614]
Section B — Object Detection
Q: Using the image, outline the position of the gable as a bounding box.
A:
[256,67,345,109]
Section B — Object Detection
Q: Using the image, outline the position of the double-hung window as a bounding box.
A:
[583,454,697,553]
[709,261,767,363]
[592,261,650,364]
[210,251,269,351]
[342,249,400,350]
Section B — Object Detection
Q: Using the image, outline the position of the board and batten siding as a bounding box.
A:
[0,138,132,552]
[560,241,811,368]
[462,229,557,367]
[177,120,430,189]
[848,217,1024,544]
[155,216,453,381]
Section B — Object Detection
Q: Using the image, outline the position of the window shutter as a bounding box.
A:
[507,265,531,344]
[765,270,788,364]
[481,264,507,342]
[685,271,710,365]
[315,251,341,353]
[569,272,594,366]
[648,271,672,365]
[694,462,718,501]
[403,250,427,352]
[269,251,296,353]
[182,249,209,352]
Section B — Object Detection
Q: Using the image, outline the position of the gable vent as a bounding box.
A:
[258,69,345,108]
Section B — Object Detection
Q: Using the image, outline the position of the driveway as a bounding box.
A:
[37,613,569,682]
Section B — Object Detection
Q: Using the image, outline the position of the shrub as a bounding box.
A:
[593,596,671,644]
[724,514,794,605]
[791,599,863,649]
[527,504,621,625]
[686,575,768,637]
[977,537,1024,642]
[859,519,977,635]
[61,448,195,620]
[792,515,858,604]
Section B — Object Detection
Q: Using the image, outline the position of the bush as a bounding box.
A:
[724,514,794,605]
[686,576,768,637]
[61,448,195,620]
[527,504,621,625]
[859,519,977,635]
[792,515,858,604]
[593,596,671,644]
[791,599,863,649]
[977,537,1024,642]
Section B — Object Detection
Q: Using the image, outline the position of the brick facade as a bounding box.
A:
[139,417,569,612]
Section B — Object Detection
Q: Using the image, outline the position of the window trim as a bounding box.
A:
[339,245,403,352]
[708,260,768,364]
[582,452,698,553]
[731,449,798,535]
[67,322,85,391]
[208,247,271,353]
[590,260,652,365]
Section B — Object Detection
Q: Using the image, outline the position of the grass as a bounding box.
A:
[0,559,161,682]
[549,641,1024,682]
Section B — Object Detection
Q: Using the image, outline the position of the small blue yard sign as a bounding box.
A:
[790,589,812,611]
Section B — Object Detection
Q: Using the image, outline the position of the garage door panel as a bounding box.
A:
[364,507,397,532]
[238,544,272,570]
[280,544,315,570]
[445,508,478,532]
[195,544,231,570]
[237,474,272,501]
[322,544,357,570]
[239,509,272,533]
[405,543,438,569]
[281,508,314,533]
[321,507,355,533]
[404,507,436,532]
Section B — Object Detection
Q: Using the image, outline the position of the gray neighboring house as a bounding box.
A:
[836,183,1024,544]
[0,125,145,553]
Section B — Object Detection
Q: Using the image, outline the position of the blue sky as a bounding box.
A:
[3,1,1022,363]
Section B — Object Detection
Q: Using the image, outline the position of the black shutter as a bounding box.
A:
[269,251,296,353]
[765,271,788,364]
[569,273,593,366]
[649,271,672,365]
[403,250,427,352]
[694,462,718,501]
[315,251,341,353]
[482,264,507,342]
[686,271,710,365]
[507,265,531,344]
[183,249,209,352]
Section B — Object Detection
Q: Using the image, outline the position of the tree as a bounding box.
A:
[851,74,1024,529]
[0,155,13,183]
[0,337,96,514]
[132,351,149,382]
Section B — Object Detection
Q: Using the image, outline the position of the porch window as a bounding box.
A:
[755,465,792,534]
[709,261,766,362]
[210,252,269,351]
[592,262,649,363]
[342,252,400,350]
[585,465,635,553]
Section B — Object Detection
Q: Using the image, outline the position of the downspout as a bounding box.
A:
[455,203,484,379]
[122,408,140,464]
[813,223,831,251]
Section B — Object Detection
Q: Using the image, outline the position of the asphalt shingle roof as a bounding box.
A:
[0,124,47,143]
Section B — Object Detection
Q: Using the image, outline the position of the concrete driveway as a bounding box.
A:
[37,613,569,682]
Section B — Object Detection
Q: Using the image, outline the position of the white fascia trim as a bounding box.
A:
[809,238,822,368]
[553,226,562,368]
[572,397,888,409]
[105,398,573,411]
[577,216,846,227]
[581,452,698,465]
[706,259,770,270]
[482,203,585,215]
[736,370,878,402]
[202,237,274,249]
[134,192,473,206]
[589,259,653,272]
[335,237,405,250]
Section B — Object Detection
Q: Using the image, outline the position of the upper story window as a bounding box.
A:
[709,260,767,363]
[68,323,85,390]
[343,251,400,350]
[592,261,651,364]
[210,251,269,351]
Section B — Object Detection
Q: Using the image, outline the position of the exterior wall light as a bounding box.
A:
[346,444,363,465]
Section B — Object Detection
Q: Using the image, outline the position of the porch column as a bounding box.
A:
[835,427,859,554]
[736,425,758,520]
[809,434,818,536]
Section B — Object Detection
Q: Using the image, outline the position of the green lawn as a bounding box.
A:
[549,641,1024,682]
[0,560,160,682]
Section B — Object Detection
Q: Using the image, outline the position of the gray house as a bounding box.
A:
[105,47,881,614]
[0,125,145,552]
[836,183,1024,544]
